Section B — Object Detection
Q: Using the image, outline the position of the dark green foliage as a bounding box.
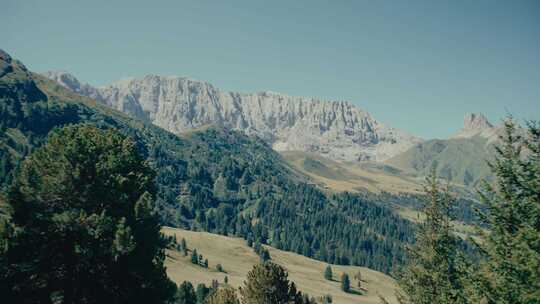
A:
[341,273,350,293]
[322,294,333,304]
[216,263,224,272]
[181,238,188,256]
[191,249,199,265]
[203,258,208,268]
[0,51,414,274]
[324,265,333,280]
[0,125,176,303]
[239,262,303,304]
[396,171,469,304]
[176,281,196,304]
[205,287,239,304]
[224,276,229,284]
[260,249,271,262]
[471,120,540,304]
[195,283,210,304]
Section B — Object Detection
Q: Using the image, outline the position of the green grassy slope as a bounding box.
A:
[386,137,494,188]
[281,151,423,194]
[163,227,398,304]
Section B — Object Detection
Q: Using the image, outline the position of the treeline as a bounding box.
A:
[0,56,415,275]
[391,120,540,304]
[174,262,318,304]
[0,124,317,303]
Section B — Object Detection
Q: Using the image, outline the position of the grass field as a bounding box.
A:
[281,151,423,194]
[163,227,398,304]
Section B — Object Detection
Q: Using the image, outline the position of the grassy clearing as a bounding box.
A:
[163,227,398,304]
[281,151,423,194]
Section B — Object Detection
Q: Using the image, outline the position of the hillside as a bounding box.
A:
[282,151,423,194]
[386,135,494,188]
[386,113,504,188]
[163,227,398,304]
[1,50,414,274]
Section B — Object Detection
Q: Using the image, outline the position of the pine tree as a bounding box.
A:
[239,262,294,304]
[0,125,176,303]
[191,249,199,264]
[216,263,224,272]
[181,238,188,256]
[323,294,333,304]
[205,287,239,304]
[195,283,210,304]
[473,120,540,304]
[341,273,350,293]
[224,275,229,284]
[395,170,468,304]
[288,282,303,304]
[324,265,333,280]
[260,249,271,262]
[176,281,196,304]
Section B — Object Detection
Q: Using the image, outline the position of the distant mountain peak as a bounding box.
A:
[44,71,422,162]
[452,113,500,140]
[463,113,493,130]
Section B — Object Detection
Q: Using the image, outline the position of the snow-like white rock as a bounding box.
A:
[44,71,422,162]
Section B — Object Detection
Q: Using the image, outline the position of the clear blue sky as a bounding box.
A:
[2,0,539,139]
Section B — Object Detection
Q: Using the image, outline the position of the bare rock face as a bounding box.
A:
[44,71,422,162]
[452,113,502,143]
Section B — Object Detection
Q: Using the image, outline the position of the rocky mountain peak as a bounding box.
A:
[463,113,493,131]
[44,71,423,162]
[0,49,12,63]
[452,113,500,140]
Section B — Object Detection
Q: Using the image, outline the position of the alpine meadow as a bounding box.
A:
[1,1,539,303]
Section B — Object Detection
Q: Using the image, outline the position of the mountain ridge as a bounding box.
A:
[43,71,422,162]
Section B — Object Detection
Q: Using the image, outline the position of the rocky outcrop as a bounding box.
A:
[451,113,503,144]
[44,71,422,162]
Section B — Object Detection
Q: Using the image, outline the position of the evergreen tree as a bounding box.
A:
[216,263,224,272]
[473,120,540,304]
[260,249,271,262]
[181,238,188,256]
[204,258,209,268]
[0,125,176,303]
[205,287,240,304]
[395,171,468,304]
[288,282,304,304]
[224,276,229,284]
[195,283,210,304]
[191,249,199,264]
[341,273,350,293]
[324,265,333,280]
[239,262,294,304]
[176,281,196,304]
[323,294,333,304]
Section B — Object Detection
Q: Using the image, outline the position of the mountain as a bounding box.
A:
[386,113,502,187]
[1,50,415,274]
[451,113,502,142]
[43,71,422,162]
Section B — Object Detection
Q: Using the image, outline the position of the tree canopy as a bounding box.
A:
[0,124,176,304]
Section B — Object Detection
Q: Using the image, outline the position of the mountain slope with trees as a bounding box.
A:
[0,50,413,274]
